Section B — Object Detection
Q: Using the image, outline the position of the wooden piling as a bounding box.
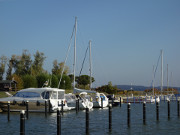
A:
[86,108,89,134]
[127,103,131,127]
[109,104,112,131]
[20,110,25,135]
[120,97,121,107]
[143,102,146,125]
[178,100,180,117]
[26,101,29,119]
[61,100,64,116]
[57,108,61,135]
[168,100,170,119]
[156,102,159,121]
[45,100,47,117]
[101,97,103,109]
[7,101,10,121]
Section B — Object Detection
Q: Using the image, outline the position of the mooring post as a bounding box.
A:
[143,102,146,125]
[168,100,170,119]
[26,101,29,119]
[86,107,89,134]
[109,104,112,131]
[120,97,121,107]
[77,98,80,111]
[20,110,25,135]
[57,108,61,135]
[101,97,103,109]
[127,103,131,127]
[48,100,51,113]
[45,100,47,117]
[156,102,159,121]
[61,100,64,116]
[178,100,180,117]
[7,101,10,121]
[112,97,114,107]
[76,99,78,113]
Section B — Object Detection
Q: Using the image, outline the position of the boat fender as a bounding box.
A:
[96,96,99,102]
[64,100,67,105]
[36,101,40,106]
[90,97,93,102]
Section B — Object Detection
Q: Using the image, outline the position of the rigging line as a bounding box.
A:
[58,24,75,88]
[151,53,161,87]
[79,45,89,76]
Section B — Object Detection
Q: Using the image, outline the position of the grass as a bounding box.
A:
[0,91,17,98]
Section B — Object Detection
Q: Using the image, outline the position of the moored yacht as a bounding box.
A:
[0,87,71,112]
[93,92,108,108]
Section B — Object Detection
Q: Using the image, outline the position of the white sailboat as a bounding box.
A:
[62,17,93,109]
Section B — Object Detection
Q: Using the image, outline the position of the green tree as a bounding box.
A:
[11,50,32,76]
[36,73,50,88]
[22,74,37,88]
[52,60,69,75]
[50,74,58,88]
[95,81,117,94]
[59,75,72,90]
[6,58,13,80]
[11,74,23,91]
[32,51,46,76]
[0,55,7,80]
[76,75,95,89]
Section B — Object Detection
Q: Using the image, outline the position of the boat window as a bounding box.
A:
[58,91,64,99]
[51,91,57,99]
[13,92,40,98]
[41,91,50,99]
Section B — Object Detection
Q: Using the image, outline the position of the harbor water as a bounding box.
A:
[0,101,180,135]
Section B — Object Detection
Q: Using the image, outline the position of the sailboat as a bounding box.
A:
[61,17,93,109]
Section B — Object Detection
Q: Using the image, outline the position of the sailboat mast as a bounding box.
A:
[89,40,92,90]
[167,64,169,92]
[161,49,163,95]
[152,65,155,96]
[73,17,77,89]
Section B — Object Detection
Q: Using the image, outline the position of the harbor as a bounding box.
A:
[0,100,180,135]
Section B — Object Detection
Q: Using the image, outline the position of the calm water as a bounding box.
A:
[0,101,180,135]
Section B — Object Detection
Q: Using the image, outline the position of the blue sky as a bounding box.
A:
[1,0,180,87]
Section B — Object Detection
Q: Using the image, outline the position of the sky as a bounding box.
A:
[0,0,180,88]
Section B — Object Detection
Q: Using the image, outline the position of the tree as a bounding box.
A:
[76,75,95,89]
[21,50,32,75]
[0,55,7,80]
[36,73,50,88]
[6,58,13,80]
[95,82,118,94]
[11,74,23,91]
[52,61,69,75]
[59,75,72,89]
[9,50,32,76]
[22,75,37,88]
[50,74,58,88]
[32,51,46,75]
